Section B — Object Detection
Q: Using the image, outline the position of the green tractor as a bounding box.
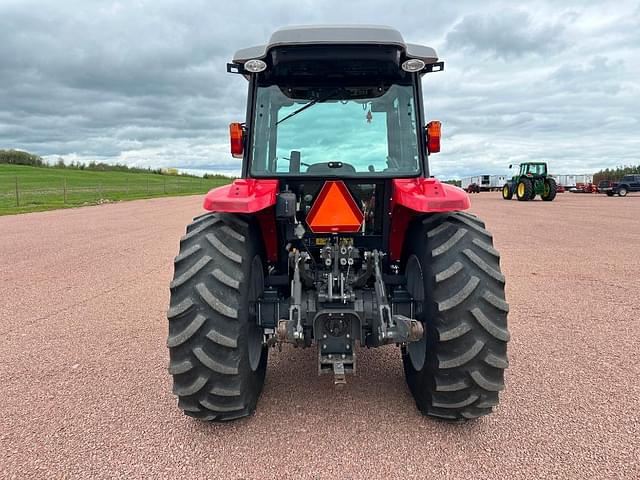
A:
[502,162,557,201]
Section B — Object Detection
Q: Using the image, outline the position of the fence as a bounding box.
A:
[0,175,228,212]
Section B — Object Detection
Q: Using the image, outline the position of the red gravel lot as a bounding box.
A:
[1,192,639,479]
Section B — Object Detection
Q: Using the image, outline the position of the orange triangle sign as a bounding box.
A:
[307,181,364,233]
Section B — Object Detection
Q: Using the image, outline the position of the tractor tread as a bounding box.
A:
[166,313,206,347]
[456,211,483,225]
[210,384,242,397]
[454,215,493,238]
[463,249,505,283]
[471,238,500,258]
[485,352,510,369]
[193,346,239,375]
[220,225,246,243]
[199,397,245,413]
[181,218,220,242]
[431,227,467,257]
[432,394,479,409]
[170,255,211,289]
[435,261,463,283]
[174,244,202,264]
[438,276,479,311]
[172,374,208,397]
[168,358,194,375]
[167,297,194,320]
[471,307,510,341]
[212,268,241,290]
[205,326,238,348]
[470,370,505,391]
[438,339,484,368]
[206,232,243,264]
[482,291,510,313]
[435,376,470,392]
[196,283,239,319]
[437,322,472,341]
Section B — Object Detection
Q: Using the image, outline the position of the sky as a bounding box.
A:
[1,0,639,178]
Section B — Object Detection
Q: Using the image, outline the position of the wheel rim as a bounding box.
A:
[517,182,525,197]
[503,186,509,198]
[620,188,627,196]
[544,183,550,196]
[406,255,427,371]
[247,255,264,372]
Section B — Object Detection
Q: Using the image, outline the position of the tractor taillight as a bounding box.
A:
[307,181,364,233]
[427,121,441,154]
[230,122,244,158]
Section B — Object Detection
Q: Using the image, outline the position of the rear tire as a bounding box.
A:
[542,178,557,201]
[167,213,268,421]
[618,187,628,197]
[402,212,509,420]
[516,179,533,201]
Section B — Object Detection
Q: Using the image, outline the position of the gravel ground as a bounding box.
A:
[1,192,639,479]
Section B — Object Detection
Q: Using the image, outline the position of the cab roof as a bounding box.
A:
[232,25,439,67]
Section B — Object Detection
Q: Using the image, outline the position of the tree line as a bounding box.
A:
[593,165,640,183]
[0,149,233,179]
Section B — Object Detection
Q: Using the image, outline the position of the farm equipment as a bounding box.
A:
[466,183,481,193]
[167,26,509,422]
[570,183,598,193]
[502,162,557,201]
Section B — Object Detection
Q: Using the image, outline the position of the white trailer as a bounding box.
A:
[550,174,594,188]
[489,175,508,189]
[461,175,508,191]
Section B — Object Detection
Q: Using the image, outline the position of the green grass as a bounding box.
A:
[0,164,232,215]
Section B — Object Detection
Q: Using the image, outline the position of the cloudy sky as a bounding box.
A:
[1,0,638,178]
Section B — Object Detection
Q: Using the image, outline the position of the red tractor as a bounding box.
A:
[167,26,509,422]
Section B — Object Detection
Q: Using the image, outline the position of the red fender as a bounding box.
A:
[203,179,279,262]
[389,178,470,261]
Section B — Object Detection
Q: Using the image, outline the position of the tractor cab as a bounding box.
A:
[517,162,547,178]
[227,26,444,180]
[166,26,509,423]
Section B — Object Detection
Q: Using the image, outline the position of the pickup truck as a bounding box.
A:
[602,174,640,197]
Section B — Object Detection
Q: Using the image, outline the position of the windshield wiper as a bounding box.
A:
[276,90,339,126]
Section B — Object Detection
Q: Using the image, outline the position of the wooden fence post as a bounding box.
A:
[163,177,167,194]
[15,176,19,207]
[63,178,67,204]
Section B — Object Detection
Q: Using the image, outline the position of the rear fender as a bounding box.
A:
[389,178,470,261]
[203,179,279,262]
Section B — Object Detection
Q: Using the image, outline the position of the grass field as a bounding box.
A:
[0,164,231,215]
